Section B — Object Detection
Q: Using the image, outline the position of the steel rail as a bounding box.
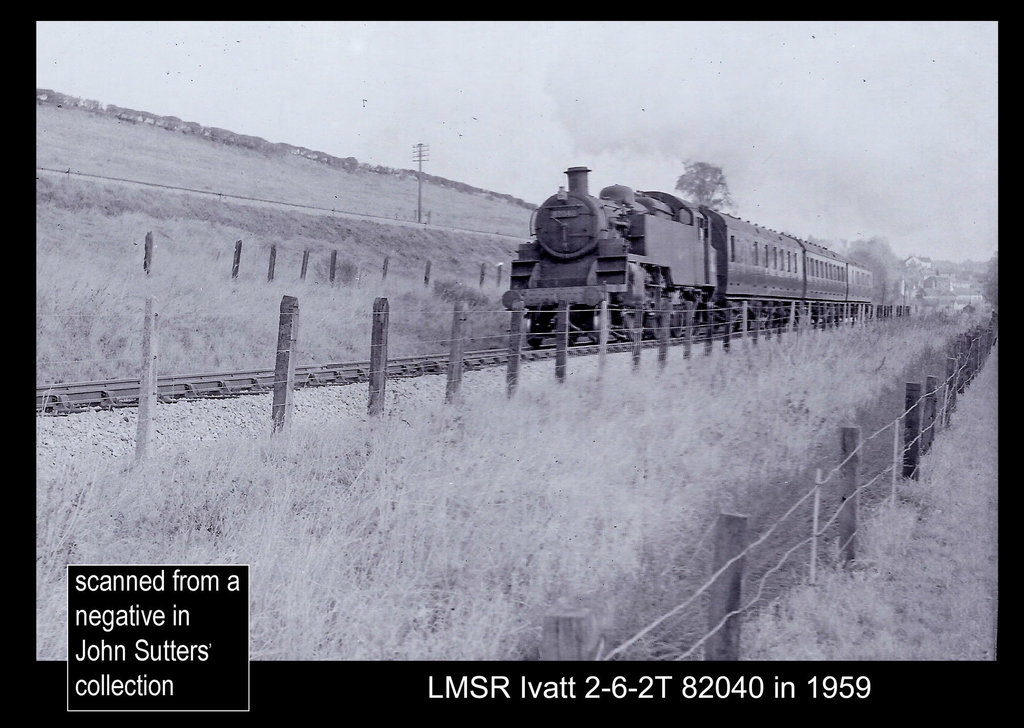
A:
[37,313,858,415]
[36,330,711,415]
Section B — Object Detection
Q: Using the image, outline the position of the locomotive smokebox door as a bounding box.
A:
[535,195,604,260]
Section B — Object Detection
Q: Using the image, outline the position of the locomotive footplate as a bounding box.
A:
[503,284,627,308]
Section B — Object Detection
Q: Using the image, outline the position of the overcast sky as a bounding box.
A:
[37,21,997,262]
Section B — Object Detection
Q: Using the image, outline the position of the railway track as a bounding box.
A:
[35,336,689,415]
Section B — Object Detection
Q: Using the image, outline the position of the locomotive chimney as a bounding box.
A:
[565,166,591,196]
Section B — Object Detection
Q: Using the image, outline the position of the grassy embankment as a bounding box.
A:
[36,102,532,237]
[36,314,984,660]
[37,103,531,383]
[743,346,997,660]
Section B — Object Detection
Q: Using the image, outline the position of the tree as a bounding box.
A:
[675,161,734,210]
[982,252,997,308]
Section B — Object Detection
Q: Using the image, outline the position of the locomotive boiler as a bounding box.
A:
[501,166,873,346]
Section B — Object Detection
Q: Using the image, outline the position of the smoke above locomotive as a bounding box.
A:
[502,166,873,348]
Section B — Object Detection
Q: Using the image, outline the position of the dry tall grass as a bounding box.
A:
[36,175,512,384]
[37,102,527,385]
[743,345,997,660]
[36,315,977,660]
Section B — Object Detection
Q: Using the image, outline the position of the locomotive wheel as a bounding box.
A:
[621,310,645,341]
[669,310,684,338]
[527,336,544,349]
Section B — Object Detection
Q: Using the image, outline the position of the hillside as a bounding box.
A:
[36,93,533,239]
[36,95,534,384]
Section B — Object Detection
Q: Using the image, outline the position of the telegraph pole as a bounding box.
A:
[413,143,430,224]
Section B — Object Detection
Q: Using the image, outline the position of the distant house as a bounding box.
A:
[918,273,984,312]
[922,274,954,293]
[904,255,933,271]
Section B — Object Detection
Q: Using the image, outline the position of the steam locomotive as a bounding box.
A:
[501,166,874,346]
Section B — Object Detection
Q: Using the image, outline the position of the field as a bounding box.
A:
[36,99,997,663]
[36,103,532,238]
[36,316,988,660]
[37,103,531,385]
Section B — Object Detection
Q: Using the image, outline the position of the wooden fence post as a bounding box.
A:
[368,297,389,415]
[809,476,821,584]
[751,304,760,345]
[955,335,966,394]
[706,513,748,661]
[300,249,309,281]
[944,356,957,425]
[683,303,693,360]
[267,244,277,282]
[658,299,670,366]
[739,301,748,345]
[446,300,467,402]
[540,606,605,661]
[556,299,570,382]
[597,296,609,376]
[633,307,644,368]
[789,300,797,334]
[134,296,158,462]
[507,300,523,397]
[382,255,390,281]
[891,414,900,505]
[839,427,860,565]
[722,305,732,353]
[704,305,714,356]
[330,250,338,285]
[143,231,153,276]
[424,260,432,288]
[924,375,938,452]
[231,240,242,279]
[903,382,922,479]
[272,295,299,433]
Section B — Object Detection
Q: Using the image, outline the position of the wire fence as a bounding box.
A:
[539,314,997,662]
[37,284,997,660]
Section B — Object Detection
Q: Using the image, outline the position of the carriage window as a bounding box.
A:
[752,241,757,264]
[773,247,778,269]
[730,235,735,262]
[764,246,769,268]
